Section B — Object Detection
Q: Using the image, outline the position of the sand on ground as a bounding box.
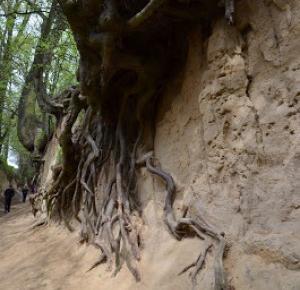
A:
[0,200,202,290]
[0,201,120,290]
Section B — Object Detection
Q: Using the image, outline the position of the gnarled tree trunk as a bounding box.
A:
[39,1,237,289]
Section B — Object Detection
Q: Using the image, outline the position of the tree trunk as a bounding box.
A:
[0,0,20,153]
[0,1,30,154]
[40,1,232,289]
[17,1,65,152]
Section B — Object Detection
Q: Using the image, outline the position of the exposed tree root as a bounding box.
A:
[87,253,106,272]
[146,156,227,290]
[30,218,47,230]
[42,109,227,286]
[178,242,212,289]
[31,0,236,288]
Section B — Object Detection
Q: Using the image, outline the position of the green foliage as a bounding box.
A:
[0,0,78,170]
[0,156,16,181]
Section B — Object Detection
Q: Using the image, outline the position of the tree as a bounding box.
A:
[38,1,236,289]
[0,0,21,153]
[17,0,64,152]
[0,0,77,182]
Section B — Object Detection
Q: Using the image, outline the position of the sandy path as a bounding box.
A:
[0,202,106,290]
[0,201,202,290]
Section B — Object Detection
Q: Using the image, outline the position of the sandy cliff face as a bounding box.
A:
[35,1,300,289]
[152,0,300,288]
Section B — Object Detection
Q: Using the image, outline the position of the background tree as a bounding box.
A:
[0,0,78,181]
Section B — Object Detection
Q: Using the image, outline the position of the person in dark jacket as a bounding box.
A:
[4,183,15,213]
[21,185,29,203]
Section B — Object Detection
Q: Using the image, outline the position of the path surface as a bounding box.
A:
[0,201,106,290]
[0,200,198,290]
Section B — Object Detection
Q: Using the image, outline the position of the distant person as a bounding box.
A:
[30,181,36,195]
[4,183,15,213]
[22,185,29,203]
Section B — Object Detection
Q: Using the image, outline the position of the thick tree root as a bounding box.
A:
[44,112,226,288]
[47,107,143,281]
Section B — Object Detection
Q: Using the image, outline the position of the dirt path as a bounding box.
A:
[0,200,201,290]
[0,202,106,290]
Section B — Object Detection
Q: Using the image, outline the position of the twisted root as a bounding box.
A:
[146,156,227,290]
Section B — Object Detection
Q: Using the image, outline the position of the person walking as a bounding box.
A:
[4,183,15,213]
[21,185,29,203]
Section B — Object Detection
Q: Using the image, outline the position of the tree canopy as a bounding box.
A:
[0,0,78,181]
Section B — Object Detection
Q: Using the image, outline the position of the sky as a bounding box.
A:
[7,148,19,168]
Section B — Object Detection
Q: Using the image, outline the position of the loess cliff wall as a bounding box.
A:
[152,0,300,288]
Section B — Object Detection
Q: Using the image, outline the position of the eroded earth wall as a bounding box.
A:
[151,0,300,288]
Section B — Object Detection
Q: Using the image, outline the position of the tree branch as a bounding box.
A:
[127,0,166,29]
[0,10,49,18]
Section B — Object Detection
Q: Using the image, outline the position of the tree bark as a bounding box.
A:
[17,1,65,151]
[0,0,20,153]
